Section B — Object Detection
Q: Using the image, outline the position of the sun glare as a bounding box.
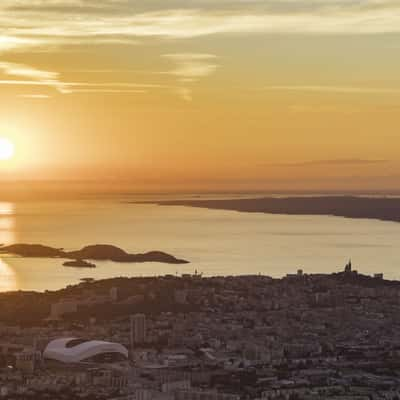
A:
[0,138,15,161]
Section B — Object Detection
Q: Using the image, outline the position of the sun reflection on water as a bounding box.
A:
[0,202,14,216]
[0,202,15,245]
[0,202,17,291]
[0,259,17,292]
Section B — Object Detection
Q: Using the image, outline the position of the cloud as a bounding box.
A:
[162,53,218,101]
[0,1,400,55]
[175,87,193,102]
[10,10,399,38]
[0,36,42,52]
[0,62,57,81]
[267,159,389,167]
[68,82,167,89]
[17,94,51,99]
[264,86,400,94]
[0,53,215,101]
[162,53,218,82]
[1,1,399,100]
[0,72,166,96]
[64,82,167,95]
[69,89,147,94]
[0,62,70,93]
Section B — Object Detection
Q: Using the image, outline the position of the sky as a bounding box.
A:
[0,0,400,193]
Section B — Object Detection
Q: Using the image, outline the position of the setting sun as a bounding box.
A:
[0,138,14,161]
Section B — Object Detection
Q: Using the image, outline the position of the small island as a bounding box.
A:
[0,243,189,265]
[63,259,96,268]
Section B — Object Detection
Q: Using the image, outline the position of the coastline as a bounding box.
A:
[0,267,395,323]
[143,195,400,224]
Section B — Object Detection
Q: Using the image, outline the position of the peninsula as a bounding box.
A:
[149,195,400,223]
[0,243,189,264]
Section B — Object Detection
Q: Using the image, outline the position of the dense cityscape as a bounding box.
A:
[0,262,399,399]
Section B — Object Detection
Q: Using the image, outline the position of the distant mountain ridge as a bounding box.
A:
[0,244,189,264]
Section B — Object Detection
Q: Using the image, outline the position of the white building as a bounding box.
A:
[43,338,128,364]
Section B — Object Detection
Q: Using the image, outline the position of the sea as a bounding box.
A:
[1,193,400,292]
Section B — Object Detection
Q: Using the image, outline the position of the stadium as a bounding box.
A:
[43,338,128,364]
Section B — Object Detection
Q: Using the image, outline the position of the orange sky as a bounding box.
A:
[0,1,400,193]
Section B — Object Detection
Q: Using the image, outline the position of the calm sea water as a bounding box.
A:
[1,196,400,292]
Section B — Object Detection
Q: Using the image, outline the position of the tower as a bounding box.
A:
[345,259,352,273]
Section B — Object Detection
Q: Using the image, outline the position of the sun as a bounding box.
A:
[0,138,15,161]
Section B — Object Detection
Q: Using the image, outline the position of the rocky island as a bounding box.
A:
[0,243,189,264]
[63,259,97,268]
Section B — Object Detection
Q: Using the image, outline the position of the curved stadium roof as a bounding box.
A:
[43,338,128,363]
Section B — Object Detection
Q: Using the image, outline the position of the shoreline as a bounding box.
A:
[141,195,400,224]
[0,267,396,296]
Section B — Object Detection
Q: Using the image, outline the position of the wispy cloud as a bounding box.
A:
[69,89,147,94]
[264,85,400,94]
[17,94,51,99]
[0,62,57,81]
[267,159,389,167]
[162,53,218,101]
[0,62,70,93]
[0,36,42,52]
[175,87,193,102]
[162,53,218,82]
[0,1,400,54]
[1,1,400,100]
[65,82,167,95]
[0,55,216,100]
[0,70,166,96]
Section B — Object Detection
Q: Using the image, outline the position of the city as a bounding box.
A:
[0,262,399,399]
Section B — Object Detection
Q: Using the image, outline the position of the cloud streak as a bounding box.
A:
[0,36,43,52]
[0,68,168,96]
[1,1,399,100]
[161,53,218,101]
[0,1,400,55]
[162,53,218,82]
[17,94,51,99]
[264,85,400,94]
[267,159,389,167]
[0,61,70,93]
